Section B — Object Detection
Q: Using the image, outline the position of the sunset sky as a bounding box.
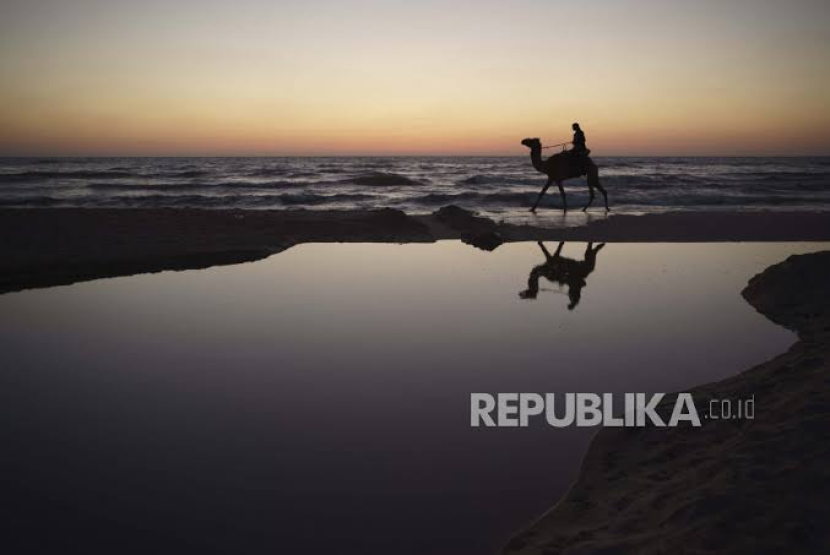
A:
[1,0,829,156]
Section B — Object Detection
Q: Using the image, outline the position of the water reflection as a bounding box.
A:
[519,241,606,310]
[0,241,821,555]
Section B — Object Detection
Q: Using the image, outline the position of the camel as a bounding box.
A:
[520,138,609,212]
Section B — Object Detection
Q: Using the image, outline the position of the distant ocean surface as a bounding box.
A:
[2,157,829,220]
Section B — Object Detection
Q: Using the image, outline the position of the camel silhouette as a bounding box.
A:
[521,138,609,212]
[519,241,606,310]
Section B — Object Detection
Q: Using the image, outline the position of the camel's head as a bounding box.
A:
[521,137,541,150]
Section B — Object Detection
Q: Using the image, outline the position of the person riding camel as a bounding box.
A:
[571,123,586,153]
[569,123,589,172]
[568,123,591,173]
[521,122,609,212]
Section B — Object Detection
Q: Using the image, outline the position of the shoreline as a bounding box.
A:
[503,250,830,554]
[3,207,830,295]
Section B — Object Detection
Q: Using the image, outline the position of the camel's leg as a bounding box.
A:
[538,241,552,260]
[583,186,595,212]
[538,240,563,261]
[587,163,609,211]
[595,166,610,211]
[530,178,552,212]
[556,181,567,212]
[598,182,609,212]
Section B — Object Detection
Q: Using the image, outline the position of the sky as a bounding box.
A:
[1,0,829,156]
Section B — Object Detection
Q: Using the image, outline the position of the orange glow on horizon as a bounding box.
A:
[1,1,829,156]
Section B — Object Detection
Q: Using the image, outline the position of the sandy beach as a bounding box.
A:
[503,250,830,554]
[3,207,830,295]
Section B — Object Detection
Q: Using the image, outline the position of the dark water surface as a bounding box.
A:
[2,157,830,223]
[1,242,825,554]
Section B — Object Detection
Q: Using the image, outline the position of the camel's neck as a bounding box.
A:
[529,147,544,172]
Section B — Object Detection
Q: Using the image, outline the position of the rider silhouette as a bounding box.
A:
[571,123,587,155]
[570,123,589,173]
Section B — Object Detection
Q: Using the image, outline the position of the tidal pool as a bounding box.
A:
[1,241,825,554]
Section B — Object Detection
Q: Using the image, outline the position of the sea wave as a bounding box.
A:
[1,156,829,213]
[84,180,305,192]
[0,168,216,181]
[242,168,289,178]
[457,174,540,186]
[0,192,381,209]
[342,172,423,186]
[0,170,137,181]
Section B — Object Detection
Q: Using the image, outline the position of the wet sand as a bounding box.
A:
[504,250,830,554]
[3,207,830,294]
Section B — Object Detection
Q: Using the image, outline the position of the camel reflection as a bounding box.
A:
[519,242,605,310]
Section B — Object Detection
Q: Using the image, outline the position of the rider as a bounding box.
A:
[570,122,587,155]
[569,122,589,172]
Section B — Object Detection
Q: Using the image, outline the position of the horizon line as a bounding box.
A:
[2,153,829,159]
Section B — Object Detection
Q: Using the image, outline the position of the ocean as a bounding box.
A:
[1,156,829,221]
